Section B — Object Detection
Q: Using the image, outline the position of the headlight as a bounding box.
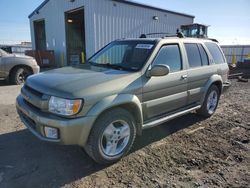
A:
[48,96,83,116]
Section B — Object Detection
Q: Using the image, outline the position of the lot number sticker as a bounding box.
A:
[136,44,154,49]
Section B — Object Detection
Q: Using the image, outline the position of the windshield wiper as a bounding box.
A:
[105,63,137,71]
[88,61,98,66]
[89,62,136,71]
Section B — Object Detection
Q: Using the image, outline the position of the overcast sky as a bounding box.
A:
[0,0,249,45]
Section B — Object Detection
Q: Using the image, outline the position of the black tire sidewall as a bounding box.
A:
[87,108,136,163]
[202,85,220,117]
[11,67,30,85]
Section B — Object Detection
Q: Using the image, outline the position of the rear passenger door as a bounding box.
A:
[142,43,188,120]
[184,43,215,105]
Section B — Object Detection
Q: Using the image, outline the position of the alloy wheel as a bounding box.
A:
[100,120,131,156]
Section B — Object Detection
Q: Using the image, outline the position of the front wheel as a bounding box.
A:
[84,108,136,164]
[197,85,220,117]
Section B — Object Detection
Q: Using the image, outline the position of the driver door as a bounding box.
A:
[142,43,188,120]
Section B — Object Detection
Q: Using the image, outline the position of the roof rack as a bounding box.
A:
[139,31,219,42]
[139,31,185,39]
[208,38,218,43]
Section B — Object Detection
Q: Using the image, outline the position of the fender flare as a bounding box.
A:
[200,74,223,105]
[86,94,143,135]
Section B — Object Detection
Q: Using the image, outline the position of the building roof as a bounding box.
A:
[29,0,195,19]
[113,0,194,18]
[29,0,49,18]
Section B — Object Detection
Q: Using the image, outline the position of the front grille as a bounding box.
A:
[21,84,48,111]
[24,85,43,98]
[23,99,41,111]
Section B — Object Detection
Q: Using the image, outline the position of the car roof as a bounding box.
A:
[116,38,160,42]
[118,37,217,44]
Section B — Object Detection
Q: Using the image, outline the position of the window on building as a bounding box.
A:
[205,42,225,64]
[184,43,202,68]
[153,44,182,72]
[198,44,209,65]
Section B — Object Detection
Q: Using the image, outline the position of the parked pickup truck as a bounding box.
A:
[16,36,230,164]
[0,49,40,84]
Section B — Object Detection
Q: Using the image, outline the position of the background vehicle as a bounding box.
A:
[0,49,40,85]
[16,36,230,164]
[181,23,209,38]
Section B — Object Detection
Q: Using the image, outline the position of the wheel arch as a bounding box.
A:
[200,74,223,105]
[8,64,34,79]
[86,94,143,136]
[212,80,222,95]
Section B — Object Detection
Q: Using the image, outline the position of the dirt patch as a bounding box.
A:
[0,79,249,188]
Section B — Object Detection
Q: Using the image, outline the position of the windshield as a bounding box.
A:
[88,41,156,71]
[0,49,9,56]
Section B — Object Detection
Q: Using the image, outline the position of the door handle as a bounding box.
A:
[181,75,188,80]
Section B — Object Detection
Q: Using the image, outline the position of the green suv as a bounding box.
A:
[16,36,230,164]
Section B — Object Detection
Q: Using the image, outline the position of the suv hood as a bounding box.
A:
[25,65,142,99]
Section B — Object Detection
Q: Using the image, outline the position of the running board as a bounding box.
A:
[142,105,201,129]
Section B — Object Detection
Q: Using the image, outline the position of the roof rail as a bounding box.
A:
[139,31,185,39]
[208,38,219,43]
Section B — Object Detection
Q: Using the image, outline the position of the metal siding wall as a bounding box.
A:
[30,20,35,50]
[90,0,193,52]
[221,45,250,63]
[29,0,193,66]
[30,0,90,66]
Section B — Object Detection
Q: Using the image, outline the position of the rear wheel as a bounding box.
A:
[85,108,136,164]
[197,85,220,117]
[10,67,32,85]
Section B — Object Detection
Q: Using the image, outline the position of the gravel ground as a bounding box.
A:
[0,79,249,188]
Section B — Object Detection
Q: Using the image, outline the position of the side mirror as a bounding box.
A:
[148,64,170,77]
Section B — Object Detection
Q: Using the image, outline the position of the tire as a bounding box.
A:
[10,67,32,85]
[84,108,136,164]
[197,85,220,117]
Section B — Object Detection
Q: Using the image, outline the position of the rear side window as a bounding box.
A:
[205,42,225,64]
[184,43,202,68]
[198,44,209,65]
[153,44,182,72]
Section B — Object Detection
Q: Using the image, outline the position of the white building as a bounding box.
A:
[29,0,194,66]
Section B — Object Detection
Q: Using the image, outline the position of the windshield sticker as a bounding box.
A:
[136,44,154,49]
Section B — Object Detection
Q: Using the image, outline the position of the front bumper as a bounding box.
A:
[16,95,96,146]
[222,81,231,93]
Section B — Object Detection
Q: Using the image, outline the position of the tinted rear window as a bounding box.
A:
[198,44,209,66]
[205,42,225,64]
[184,43,202,68]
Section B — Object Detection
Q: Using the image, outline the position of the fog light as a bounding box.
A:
[44,127,59,139]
